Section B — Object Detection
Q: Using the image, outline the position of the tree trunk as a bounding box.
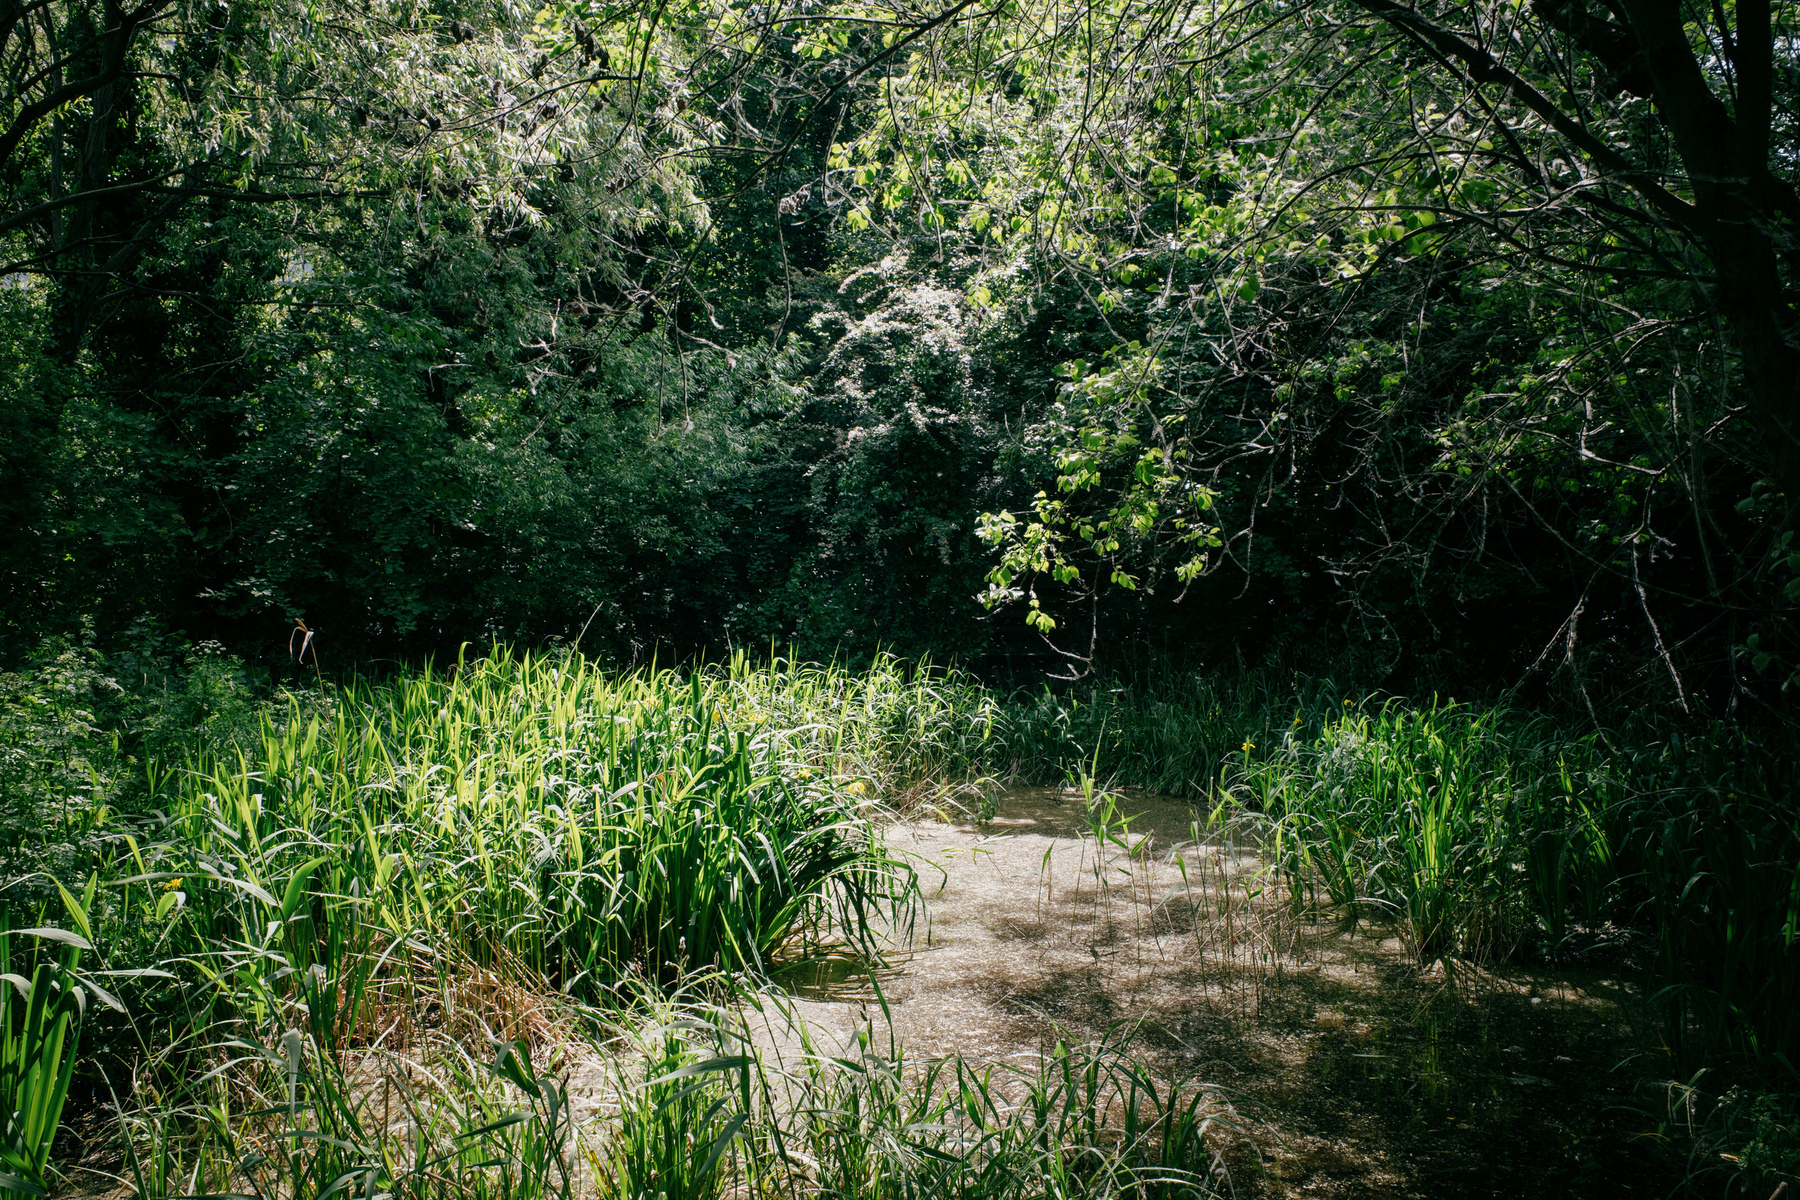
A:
[1613,0,1800,501]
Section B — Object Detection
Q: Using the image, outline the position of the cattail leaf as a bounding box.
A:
[642,1054,750,1090]
[202,870,279,908]
[75,975,122,1012]
[280,855,333,921]
[14,927,91,951]
[52,880,92,943]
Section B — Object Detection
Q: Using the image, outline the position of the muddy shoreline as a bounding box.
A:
[769,786,1681,1198]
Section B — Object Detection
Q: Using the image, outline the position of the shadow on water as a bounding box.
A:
[770,954,908,1001]
[1230,958,1678,1197]
[772,785,1684,1198]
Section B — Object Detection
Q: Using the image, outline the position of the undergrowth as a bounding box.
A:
[0,642,1792,1196]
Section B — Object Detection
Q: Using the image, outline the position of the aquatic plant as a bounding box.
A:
[123,649,931,1006]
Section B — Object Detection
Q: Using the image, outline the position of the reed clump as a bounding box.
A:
[1215,698,1798,1068]
[590,994,1238,1200]
[122,647,963,1010]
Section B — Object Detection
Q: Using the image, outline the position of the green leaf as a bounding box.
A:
[53,881,91,943]
[280,855,334,922]
[13,928,91,952]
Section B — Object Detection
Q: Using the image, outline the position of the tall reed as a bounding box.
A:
[1610,724,1800,1064]
[15,648,1795,1197]
[121,649,949,1005]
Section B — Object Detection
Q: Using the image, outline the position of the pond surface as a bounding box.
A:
[776,786,1683,1198]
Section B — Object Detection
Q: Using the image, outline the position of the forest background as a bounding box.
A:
[3,0,1798,714]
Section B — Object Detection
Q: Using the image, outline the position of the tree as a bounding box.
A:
[0,0,743,654]
[1340,0,1800,498]
[795,0,1798,696]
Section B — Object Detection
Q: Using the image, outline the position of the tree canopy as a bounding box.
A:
[3,0,1795,709]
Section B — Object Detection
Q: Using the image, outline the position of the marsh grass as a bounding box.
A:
[0,924,85,1196]
[1612,726,1800,1065]
[774,1021,1236,1200]
[4,648,1793,1196]
[699,991,1239,1200]
[117,648,963,1015]
[1214,700,1798,1069]
[1014,680,1794,1091]
[1235,701,1552,964]
[68,648,1249,1200]
[113,1024,578,1200]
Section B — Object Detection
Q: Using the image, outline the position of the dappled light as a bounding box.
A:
[2,0,1797,1187]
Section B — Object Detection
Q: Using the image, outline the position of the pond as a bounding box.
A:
[774,786,1683,1198]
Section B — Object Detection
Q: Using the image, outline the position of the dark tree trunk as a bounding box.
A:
[1614,0,1800,498]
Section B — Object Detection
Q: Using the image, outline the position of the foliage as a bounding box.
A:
[798,0,1800,697]
[977,347,1222,669]
[0,640,125,889]
[0,645,1790,1194]
[594,1018,740,1200]
[1703,1087,1800,1199]
[1237,700,1611,965]
[0,0,760,656]
[716,284,1016,659]
[8,0,1795,693]
[0,923,87,1197]
[115,1028,578,1200]
[15,646,1248,1199]
[775,1018,1232,1199]
[1612,726,1800,1064]
[590,997,1236,1200]
[997,676,1798,1063]
[6,0,1800,1181]
[118,649,930,1006]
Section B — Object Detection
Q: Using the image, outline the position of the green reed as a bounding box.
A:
[994,671,1341,797]
[118,649,964,1007]
[612,990,1238,1200]
[1609,724,1800,1065]
[115,1023,576,1200]
[0,926,83,1197]
[1227,697,1797,1066]
[764,1012,1233,1199]
[9,648,1794,1197]
[1235,699,1615,964]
